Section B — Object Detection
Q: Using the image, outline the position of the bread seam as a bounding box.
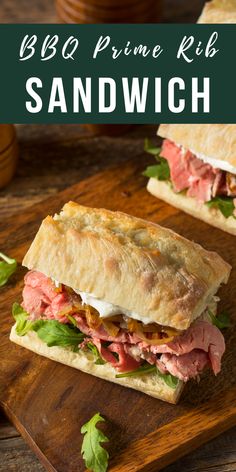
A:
[10,324,183,404]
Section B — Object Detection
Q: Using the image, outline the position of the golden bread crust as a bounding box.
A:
[23,202,231,330]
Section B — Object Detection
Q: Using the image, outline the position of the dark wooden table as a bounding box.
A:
[1,1,236,471]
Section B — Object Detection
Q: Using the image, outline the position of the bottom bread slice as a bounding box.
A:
[10,324,183,404]
[147,178,236,236]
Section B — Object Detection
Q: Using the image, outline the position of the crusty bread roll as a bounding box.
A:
[10,325,183,404]
[198,0,236,24]
[22,202,230,331]
[147,179,236,236]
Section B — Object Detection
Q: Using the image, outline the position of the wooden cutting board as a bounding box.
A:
[0,156,236,472]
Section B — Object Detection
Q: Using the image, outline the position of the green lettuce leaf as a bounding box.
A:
[12,302,34,336]
[66,314,78,327]
[0,252,17,287]
[144,138,161,156]
[86,342,105,365]
[143,160,170,180]
[32,320,85,347]
[115,363,156,378]
[209,310,231,330]
[206,197,235,219]
[12,304,85,347]
[115,363,178,389]
[157,369,179,389]
[81,413,109,472]
[143,138,170,181]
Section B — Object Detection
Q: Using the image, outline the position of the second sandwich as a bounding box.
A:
[146,124,236,235]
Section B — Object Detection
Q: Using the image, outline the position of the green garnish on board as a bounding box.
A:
[81,413,109,472]
[0,252,17,286]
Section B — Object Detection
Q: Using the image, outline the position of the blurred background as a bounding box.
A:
[1,0,205,23]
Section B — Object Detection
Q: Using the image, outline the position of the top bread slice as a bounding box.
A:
[198,0,236,24]
[158,124,236,170]
[23,202,231,331]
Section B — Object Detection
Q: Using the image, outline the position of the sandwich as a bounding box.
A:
[145,124,236,236]
[10,202,231,404]
[145,0,236,236]
[198,0,236,24]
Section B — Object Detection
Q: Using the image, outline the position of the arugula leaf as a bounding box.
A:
[143,159,170,180]
[86,342,105,365]
[144,138,161,156]
[0,252,17,287]
[67,314,78,327]
[209,310,231,330]
[81,413,109,472]
[12,304,85,347]
[32,320,84,347]
[157,369,179,389]
[143,139,170,181]
[115,364,178,389]
[143,165,160,178]
[206,197,235,219]
[12,302,34,336]
[115,363,156,378]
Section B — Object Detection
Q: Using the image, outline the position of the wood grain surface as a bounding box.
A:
[0,153,236,472]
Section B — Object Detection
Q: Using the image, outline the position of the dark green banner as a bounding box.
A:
[0,24,235,123]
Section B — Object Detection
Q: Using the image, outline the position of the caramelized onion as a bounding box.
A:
[58,304,85,317]
[85,305,102,329]
[126,318,174,345]
[57,288,181,345]
[54,284,63,293]
[127,319,140,332]
[136,330,174,345]
[58,305,74,317]
[102,320,120,337]
[127,318,180,342]
[143,324,162,333]
[164,328,180,337]
[64,286,75,294]
[104,315,123,323]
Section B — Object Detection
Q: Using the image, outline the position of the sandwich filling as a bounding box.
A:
[147,139,236,218]
[17,270,226,383]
